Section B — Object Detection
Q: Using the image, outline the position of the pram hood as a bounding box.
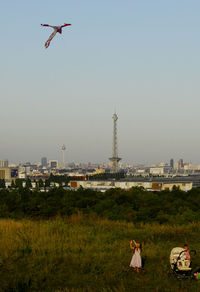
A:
[170,247,191,271]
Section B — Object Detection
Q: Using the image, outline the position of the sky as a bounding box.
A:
[1,0,200,165]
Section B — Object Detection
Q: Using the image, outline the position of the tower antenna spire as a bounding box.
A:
[109,113,121,173]
[61,144,66,168]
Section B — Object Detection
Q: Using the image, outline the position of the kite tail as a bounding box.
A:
[45,40,50,48]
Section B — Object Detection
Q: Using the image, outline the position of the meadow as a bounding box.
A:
[1,215,200,292]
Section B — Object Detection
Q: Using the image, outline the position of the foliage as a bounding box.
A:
[0,187,200,224]
[0,179,5,189]
[25,178,32,189]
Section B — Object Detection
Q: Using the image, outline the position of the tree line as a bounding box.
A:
[0,184,200,224]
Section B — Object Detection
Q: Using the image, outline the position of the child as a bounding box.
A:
[183,244,191,263]
[130,239,142,272]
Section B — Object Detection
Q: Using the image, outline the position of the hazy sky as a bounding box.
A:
[1,0,200,164]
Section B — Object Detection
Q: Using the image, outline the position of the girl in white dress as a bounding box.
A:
[130,239,142,272]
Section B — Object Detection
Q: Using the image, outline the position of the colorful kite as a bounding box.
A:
[41,23,71,48]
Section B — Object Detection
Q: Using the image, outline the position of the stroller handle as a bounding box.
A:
[177,249,196,261]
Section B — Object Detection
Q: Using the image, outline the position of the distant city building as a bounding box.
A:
[150,167,164,176]
[41,157,47,167]
[170,159,174,169]
[0,168,11,180]
[184,162,190,171]
[178,159,184,169]
[68,162,76,168]
[135,169,146,175]
[49,160,58,169]
[11,168,18,178]
[18,165,31,178]
[158,162,166,167]
[70,179,193,192]
[0,160,9,168]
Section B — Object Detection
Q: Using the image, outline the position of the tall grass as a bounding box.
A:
[0,215,200,291]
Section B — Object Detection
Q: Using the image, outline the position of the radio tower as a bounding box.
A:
[62,144,66,168]
[109,113,121,173]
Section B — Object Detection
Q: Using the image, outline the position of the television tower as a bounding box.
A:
[61,144,66,168]
[109,113,121,172]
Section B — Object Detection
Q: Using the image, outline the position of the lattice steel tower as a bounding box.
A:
[109,113,121,172]
[62,144,66,168]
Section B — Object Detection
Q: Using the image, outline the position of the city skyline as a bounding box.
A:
[1,1,200,163]
[1,156,199,168]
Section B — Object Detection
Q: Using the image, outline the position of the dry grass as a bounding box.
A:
[0,216,200,291]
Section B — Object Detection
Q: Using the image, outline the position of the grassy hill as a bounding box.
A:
[1,215,200,291]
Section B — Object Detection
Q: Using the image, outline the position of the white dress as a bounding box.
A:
[130,248,142,268]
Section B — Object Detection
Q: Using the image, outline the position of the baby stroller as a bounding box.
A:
[170,247,196,279]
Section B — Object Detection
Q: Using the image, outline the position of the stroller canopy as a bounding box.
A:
[170,247,191,271]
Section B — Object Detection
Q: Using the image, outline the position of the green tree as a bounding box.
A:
[11,180,15,188]
[38,179,44,188]
[45,179,50,187]
[25,178,32,189]
[0,179,6,189]
[15,179,23,189]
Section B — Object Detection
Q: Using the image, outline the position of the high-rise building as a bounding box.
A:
[41,157,47,167]
[109,113,121,173]
[170,159,174,169]
[49,160,58,169]
[178,159,184,169]
[0,160,9,168]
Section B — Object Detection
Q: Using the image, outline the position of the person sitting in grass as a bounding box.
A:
[183,243,191,263]
[130,239,142,272]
